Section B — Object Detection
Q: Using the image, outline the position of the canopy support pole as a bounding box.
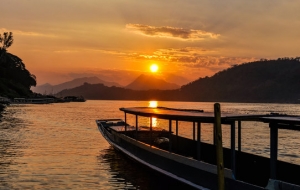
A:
[238,120,241,152]
[231,121,236,178]
[135,115,138,140]
[214,103,225,190]
[150,116,153,146]
[270,123,278,179]
[193,122,196,140]
[124,112,127,132]
[169,119,172,152]
[197,122,201,160]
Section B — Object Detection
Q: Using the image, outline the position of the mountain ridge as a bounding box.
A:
[125,74,180,90]
[55,58,300,103]
[32,76,122,94]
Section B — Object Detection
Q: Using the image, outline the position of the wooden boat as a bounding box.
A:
[96,105,300,190]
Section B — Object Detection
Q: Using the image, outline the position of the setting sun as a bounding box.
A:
[150,64,159,73]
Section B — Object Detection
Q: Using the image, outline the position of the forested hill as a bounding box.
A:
[180,58,300,103]
[58,83,179,101]
[58,58,300,103]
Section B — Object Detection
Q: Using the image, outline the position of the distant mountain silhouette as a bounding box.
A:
[32,76,122,94]
[180,57,300,103]
[125,74,180,90]
[55,58,300,103]
[57,83,178,101]
[163,73,191,86]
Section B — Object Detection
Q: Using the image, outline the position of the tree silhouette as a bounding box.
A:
[0,31,36,98]
[0,32,14,61]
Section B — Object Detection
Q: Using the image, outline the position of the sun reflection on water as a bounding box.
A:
[148,101,157,108]
[148,101,158,127]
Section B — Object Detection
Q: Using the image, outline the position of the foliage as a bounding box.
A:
[0,32,13,54]
[0,32,36,98]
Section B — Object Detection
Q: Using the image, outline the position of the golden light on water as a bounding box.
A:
[151,117,157,127]
[149,101,158,108]
[148,101,158,127]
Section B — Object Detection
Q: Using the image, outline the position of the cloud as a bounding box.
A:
[178,56,258,69]
[125,47,213,61]
[48,45,257,80]
[122,47,258,70]
[87,49,127,56]
[0,28,57,38]
[53,48,128,55]
[54,50,79,53]
[126,24,220,41]
[73,46,257,71]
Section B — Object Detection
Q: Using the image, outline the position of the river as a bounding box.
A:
[0,100,300,189]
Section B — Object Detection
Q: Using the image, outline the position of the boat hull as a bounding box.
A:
[97,121,264,190]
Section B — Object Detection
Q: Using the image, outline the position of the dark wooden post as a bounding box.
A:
[270,122,278,179]
[150,116,153,146]
[197,122,201,160]
[231,121,236,178]
[124,112,127,132]
[214,103,225,190]
[169,119,172,152]
[238,120,241,152]
[193,122,195,141]
[136,115,138,140]
[214,121,216,146]
[176,120,178,135]
[176,120,179,151]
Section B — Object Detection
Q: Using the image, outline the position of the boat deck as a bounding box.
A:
[117,106,300,189]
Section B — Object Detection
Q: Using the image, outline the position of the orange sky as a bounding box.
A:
[1,0,300,86]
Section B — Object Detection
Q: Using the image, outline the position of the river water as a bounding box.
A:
[0,100,300,189]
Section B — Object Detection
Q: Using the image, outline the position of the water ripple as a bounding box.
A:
[0,101,300,189]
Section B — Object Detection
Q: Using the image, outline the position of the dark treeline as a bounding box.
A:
[58,83,180,101]
[59,58,300,103]
[180,57,300,103]
[0,32,37,98]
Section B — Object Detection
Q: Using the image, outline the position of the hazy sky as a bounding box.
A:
[2,0,300,85]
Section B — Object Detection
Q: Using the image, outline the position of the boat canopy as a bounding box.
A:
[119,107,276,123]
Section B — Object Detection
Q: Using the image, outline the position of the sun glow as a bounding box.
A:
[149,101,158,108]
[150,64,158,73]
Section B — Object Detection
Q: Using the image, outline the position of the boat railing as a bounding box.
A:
[119,106,300,188]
